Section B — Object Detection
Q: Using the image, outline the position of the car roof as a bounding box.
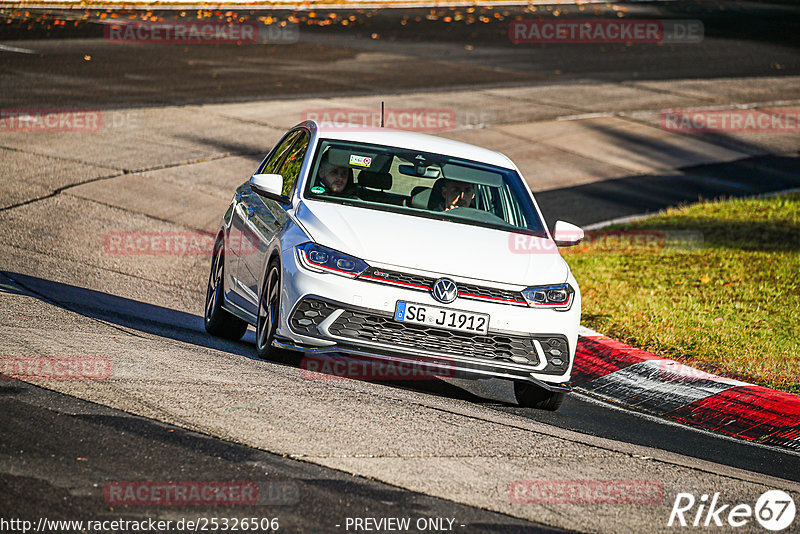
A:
[299,120,517,170]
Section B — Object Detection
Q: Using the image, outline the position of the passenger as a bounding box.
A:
[316,152,356,197]
[438,178,475,211]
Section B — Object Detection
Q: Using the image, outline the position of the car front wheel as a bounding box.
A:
[256,258,281,360]
[514,381,567,411]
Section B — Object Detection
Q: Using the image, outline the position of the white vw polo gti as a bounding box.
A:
[205,120,584,410]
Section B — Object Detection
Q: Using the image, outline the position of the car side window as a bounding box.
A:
[258,131,301,175]
[276,131,310,197]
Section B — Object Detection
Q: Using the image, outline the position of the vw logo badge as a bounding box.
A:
[431,278,458,304]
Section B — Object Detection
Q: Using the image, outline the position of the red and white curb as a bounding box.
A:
[574,327,800,451]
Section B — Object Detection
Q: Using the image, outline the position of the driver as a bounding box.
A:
[439,178,475,211]
[316,151,355,197]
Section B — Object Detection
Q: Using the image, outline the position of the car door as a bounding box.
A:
[238,130,311,312]
[223,182,257,314]
[228,131,301,310]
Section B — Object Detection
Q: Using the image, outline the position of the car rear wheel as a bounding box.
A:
[514,381,567,411]
[256,258,281,360]
[204,237,248,341]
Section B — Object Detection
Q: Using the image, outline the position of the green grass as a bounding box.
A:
[565,192,800,395]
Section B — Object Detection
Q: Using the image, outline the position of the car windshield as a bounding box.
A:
[303,139,547,236]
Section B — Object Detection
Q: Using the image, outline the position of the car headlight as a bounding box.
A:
[521,283,575,311]
[296,243,369,278]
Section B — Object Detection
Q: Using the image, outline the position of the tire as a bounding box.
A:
[204,237,249,341]
[514,381,567,411]
[256,258,281,360]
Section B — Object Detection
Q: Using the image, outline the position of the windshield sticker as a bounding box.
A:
[311,185,326,194]
[349,154,372,167]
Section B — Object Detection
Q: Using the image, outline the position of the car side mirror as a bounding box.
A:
[553,221,584,247]
[250,174,290,205]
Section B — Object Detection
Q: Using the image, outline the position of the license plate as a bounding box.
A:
[394,301,489,335]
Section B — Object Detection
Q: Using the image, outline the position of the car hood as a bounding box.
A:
[294,200,569,286]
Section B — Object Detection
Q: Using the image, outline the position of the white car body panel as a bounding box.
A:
[295,200,570,286]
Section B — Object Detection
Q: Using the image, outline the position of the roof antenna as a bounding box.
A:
[381,101,385,128]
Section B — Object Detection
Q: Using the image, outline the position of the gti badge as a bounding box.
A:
[432,278,458,304]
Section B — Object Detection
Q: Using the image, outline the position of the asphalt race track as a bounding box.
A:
[3,1,800,108]
[0,375,550,533]
[1,1,800,532]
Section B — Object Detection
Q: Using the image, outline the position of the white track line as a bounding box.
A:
[0,44,35,54]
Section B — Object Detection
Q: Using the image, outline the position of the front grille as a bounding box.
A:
[289,297,569,374]
[361,267,434,289]
[457,283,526,304]
[328,308,540,364]
[359,267,527,306]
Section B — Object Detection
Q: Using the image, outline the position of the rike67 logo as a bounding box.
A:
[668,490,796,531]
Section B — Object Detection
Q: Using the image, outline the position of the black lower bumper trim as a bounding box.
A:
[272,339,571,393]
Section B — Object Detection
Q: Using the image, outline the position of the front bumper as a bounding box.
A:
[275,246,579,387]
[279,294,573,391]
[273,339,571,393]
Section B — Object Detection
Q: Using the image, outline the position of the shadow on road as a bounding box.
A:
[1,271,256,360]
[536,154,800,229]
[0,270,493,404]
